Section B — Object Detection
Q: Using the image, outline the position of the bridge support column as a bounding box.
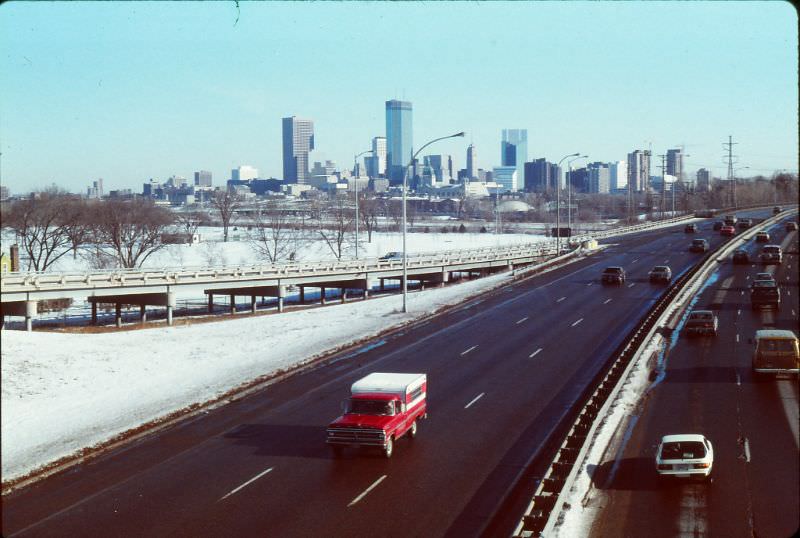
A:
[341,288,347,303]
[115,303,122,328]
[277,285,285,313]
[363,286,369,300]
[299,286,305,304]
[379,279,385,291]
[91,302,98,324]
[251,295,257,314]
[140,305,147,324]
[208,293,213,313]
[166,292,175,326]
[24,301,36,332]
[321,287,326,305]
[230,295,236,315]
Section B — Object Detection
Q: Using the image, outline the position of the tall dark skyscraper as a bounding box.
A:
[501,129,528,187]
[666,148,683,181]
[282,116,315,183]
[385,100,413,184]
[524,158,560,192]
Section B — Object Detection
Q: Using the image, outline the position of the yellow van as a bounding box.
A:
[752,330,799,378]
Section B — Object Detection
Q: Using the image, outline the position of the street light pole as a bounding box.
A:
[567,155,588,237]
[556,153,580,254]
[402,131,465,313]
[353,149,371,259]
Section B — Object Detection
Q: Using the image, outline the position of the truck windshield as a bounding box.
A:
[757,340,797,353]
[348,399,394,416]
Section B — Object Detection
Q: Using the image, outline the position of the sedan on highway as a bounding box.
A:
[601,266,626,285]
[720,225,736,236]
[713,221,724,231]
[732,249,750,264]
[648,265,672,284]
[684,223,698,233]
[755,231,770,243]
[689,238,709,252]
[656,434,714,480]
[759,245,783,264]
[684,310,718,336]
[737,218,752,230]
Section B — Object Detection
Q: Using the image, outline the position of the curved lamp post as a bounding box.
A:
[556,153,580,253]
[567,155,588,235]
[353,149,372,259]
[402,131,465,312]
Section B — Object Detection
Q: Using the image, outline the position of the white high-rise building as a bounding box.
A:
[627,150,651,192]
[492,166,519,192]
[609,161,628,191]
[372,136,387,177]
[232,165,258,181]
[466,144,477,180]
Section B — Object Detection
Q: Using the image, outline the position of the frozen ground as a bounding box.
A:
[1,266,520,483]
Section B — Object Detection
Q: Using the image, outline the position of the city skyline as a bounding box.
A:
[1,1,796,193]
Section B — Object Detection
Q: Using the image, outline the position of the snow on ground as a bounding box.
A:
[1,267,519,482]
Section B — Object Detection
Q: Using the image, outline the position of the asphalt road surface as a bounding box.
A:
[589,215,799,538]
[1,209,784,538]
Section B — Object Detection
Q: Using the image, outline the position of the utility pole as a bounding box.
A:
[723,135,738,208]
[659,153,667,219]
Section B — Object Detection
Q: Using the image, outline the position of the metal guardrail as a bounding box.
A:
[511,208,796,537]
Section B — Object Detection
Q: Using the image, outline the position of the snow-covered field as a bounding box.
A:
[1,264,522,483]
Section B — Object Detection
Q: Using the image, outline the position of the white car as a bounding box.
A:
[655,434,714,480]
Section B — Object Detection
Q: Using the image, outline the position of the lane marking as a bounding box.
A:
[557,296,566,303]
[664,259,670,263]
[516,316,529,324]
[736,334,740,343]
[460,345,477,356]
[737,309,741,316]
[793,310,796,317]
[219,467,274,501]
[740,291,744,296]
[777,380,800,449]
[632,258,640,263]
[348,475,387,507]
[603,298,612,304]
[571,318,583,327]
[788,290,791,296]
[627,283,636,288]
[587,282,593,287]
[464,392,485,409]
[529,348,542,358]
[743,438,751,463]
[746,275,750,280]
[736,372,741,386]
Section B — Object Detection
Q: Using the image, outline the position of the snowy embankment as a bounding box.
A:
[1,267,518,483]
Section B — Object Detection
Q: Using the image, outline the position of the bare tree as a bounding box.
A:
[63,198,94,258]
[2,189,74,271]
[249,201,305,263]
[174,210,202,238]
[94,198,174,268]
[210,189,242,242]
[386,199,403,231]
[359,195,380,242]
[316,194,355,260]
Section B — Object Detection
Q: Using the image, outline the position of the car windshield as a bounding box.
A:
[763,247,780,253]
[653,266,668,272]
[604,268,622,274]
[757,339,796,353]
[692,240,705,245]
[348,399,394,415]
[661,441,706,460]
[689,312,712,320]
[756,273,772,280]
[752,281,776,288]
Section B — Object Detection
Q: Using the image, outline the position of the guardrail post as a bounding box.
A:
[115,303,122,328]
[91,301,98,325]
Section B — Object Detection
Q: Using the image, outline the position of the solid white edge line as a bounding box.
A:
[464,392,485,409]
[516,316,529,324]
[460,345,478,356]
[348,475,387,507]
[529,348,542,358]
[571,318,583,327]
[219,467,274,501]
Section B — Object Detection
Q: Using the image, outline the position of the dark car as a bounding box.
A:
[720,225,736,236]
[786,221,798,232]
[601,266,626,285]
[732,249,750,264]
[690,238,709,252]
[737,219,752,230]
[773,206,782,215]
[751,280,780,310]
[684,223,698,233]
[649,265,672,283]
[684,310,718,336]
[379,251,405,261]
[759,245,783,264]
[713,221,724,231]
[755,231,770,243]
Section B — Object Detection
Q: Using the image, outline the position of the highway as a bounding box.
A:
[589,215,799,538]
[1,208,782,538]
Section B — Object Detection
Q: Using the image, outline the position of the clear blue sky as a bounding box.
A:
[1,1,796,194]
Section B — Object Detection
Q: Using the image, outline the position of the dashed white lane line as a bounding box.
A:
[736,372,741,386]
[664,259,670,264]
[557,296,566,303]
[628,283,636,288]
[587,282,593,287]
[741,291,744,296]
[632,258,640,263]
[746,275,750,280]
[464,392,485,409]
[460,345,478,356]
[529,348,542,358]
[516,316,528,324]
[571,318,584,327]
[603,298,612,304]
[219,467,274,501]
[736,334,740,343]
[793,309,796,317]
[788,290,791,296]
[737,309,741,316]
[743,438,751,463]
[348,475,387,507]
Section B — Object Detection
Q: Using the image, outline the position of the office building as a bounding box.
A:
[609,161,628,191]
[282,116,315,183]
[385,100,413,184]
[667,148,684,181]
[466,144,477,179]
[696,168,712,192]
[627,150,651,192]
[566,167,590,193]
[423,154,454,183]
[232,165,258,182]
[587,162,611,194]
[524,158,561,192]
[194,170,212,187]
[501,129,528,187]
[372,136,387,177]
[492,166,519,192]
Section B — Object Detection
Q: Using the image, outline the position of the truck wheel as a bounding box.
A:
[409,420,418,439]
[384,437,394,458]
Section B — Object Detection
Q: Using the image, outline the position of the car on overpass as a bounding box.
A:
[379,251,405,261]
[724,215,738,226]
[720,225,736,237]
[750,280,780,310]
[689,238,709,252]
[732,249,750,264]
[655,434,714,480]
[601,266,626,285]
[648,266,672,284]
[751,330,799,378]
[755,231,770,243]
[684,310,718,336]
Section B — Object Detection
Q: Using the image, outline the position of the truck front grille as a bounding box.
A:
[327,427,386,446]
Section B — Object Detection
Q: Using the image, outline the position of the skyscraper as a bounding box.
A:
[492,166,519,192]
[232,165,258,182]
[627,150,651,192]
[609,161,628,191]
[466,144,477,180]
[501,129,527,187]
[696,168,712,192]
[587,162,611,193]
[666,148,684,181]
[372,136,387,176]
[282,116,315,183]
[385,100,413,184]
[194,170,212,187]
[524,158,560,192]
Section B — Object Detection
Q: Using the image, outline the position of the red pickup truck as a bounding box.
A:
[326,372,427,458]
